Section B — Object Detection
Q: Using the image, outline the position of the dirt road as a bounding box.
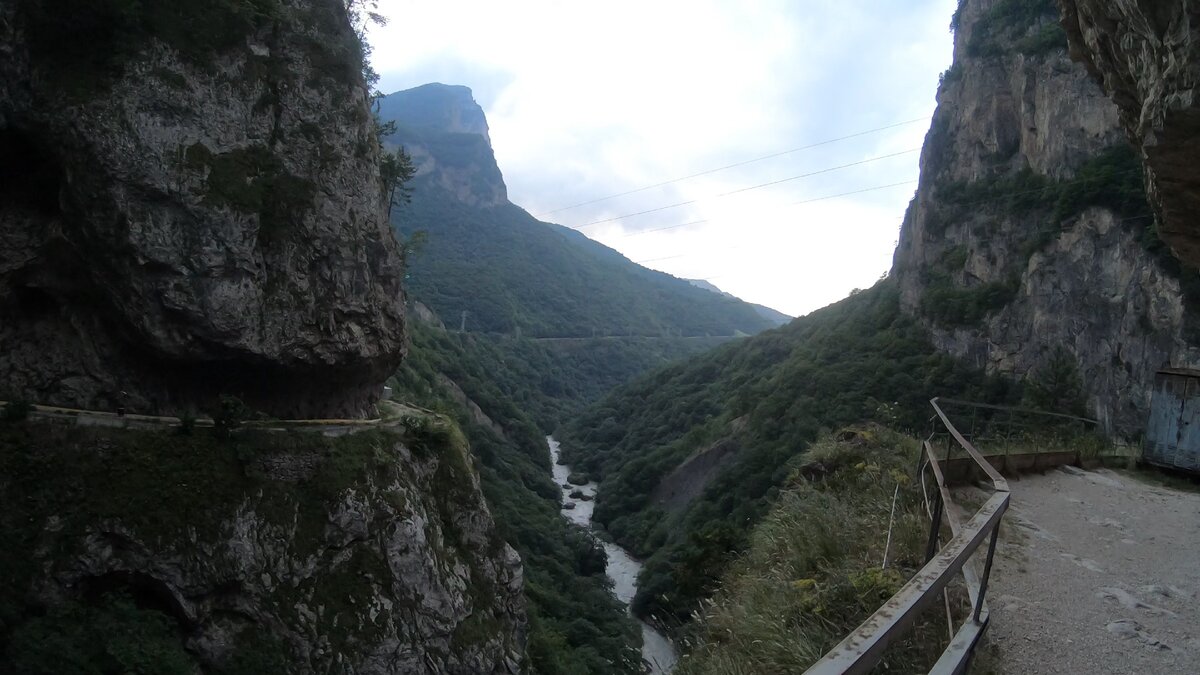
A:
[982,467,1200,673]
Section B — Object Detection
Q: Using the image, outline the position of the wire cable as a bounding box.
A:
[613,167,1146,242]
[571,147,916,228]
[536,117,929,217]
[621,180,1154,274]
[617,179,919,239]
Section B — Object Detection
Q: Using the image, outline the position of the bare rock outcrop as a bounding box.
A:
[0,0,405,417]
[1058,0,1200,268]
[894,0,1200,432]
[0,421,526,673]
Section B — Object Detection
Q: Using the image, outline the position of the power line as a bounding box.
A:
[536,117,929,217]
[621,172,1153,275]
[645,212,1158,294]
[617,166,1147,242]
[635,253,686,264]
[622,218,707,239]
[636,246,748,266]
[573,148,920,230]
[619,179,919,239]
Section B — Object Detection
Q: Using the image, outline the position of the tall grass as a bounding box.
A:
[675,426,950,674]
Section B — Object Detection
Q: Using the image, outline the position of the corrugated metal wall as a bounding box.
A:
[1145,370,1200,472]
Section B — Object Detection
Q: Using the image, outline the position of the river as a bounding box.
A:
[547,437,678,673]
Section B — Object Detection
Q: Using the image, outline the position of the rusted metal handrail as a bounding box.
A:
[806,397,1019,674]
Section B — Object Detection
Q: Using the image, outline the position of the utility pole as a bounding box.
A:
[460,310,468,333]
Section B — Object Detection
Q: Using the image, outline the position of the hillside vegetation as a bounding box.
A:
[0,417,524,673]
[374,83,796,672]
[396,319,735,433]
[389,321,644,674]
[396,183,773,338]
[558,281,1014,627]
[380,84,776,340]
[676,427,946,674]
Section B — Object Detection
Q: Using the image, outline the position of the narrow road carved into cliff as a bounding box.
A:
[979,467,1200,673]
[1,399,423,435]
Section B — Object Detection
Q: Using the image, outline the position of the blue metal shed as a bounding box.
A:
[1144,368,1200,473]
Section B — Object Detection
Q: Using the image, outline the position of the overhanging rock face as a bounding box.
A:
[0,0,406,417]
[1059,0,1200,268]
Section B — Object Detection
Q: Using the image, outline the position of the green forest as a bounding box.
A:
[373,83,809,672]
[388,322,642,673]
[558,280,1016,628]
[394,182,773,338]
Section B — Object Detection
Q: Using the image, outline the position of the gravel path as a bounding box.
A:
[981,467,1200,673]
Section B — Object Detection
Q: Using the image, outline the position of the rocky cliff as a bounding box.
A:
[1059,0,1200,268]
[380,84,507,208]
[0,419,525,673]
[893,0,1200,433]
[375,83,776,339]
[0,0,405,417]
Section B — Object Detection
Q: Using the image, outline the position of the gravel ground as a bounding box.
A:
[979,467,1200,673]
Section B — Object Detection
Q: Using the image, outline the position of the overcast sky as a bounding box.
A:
[367,0,957,317]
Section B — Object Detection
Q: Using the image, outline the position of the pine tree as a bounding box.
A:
[1023,346,1086,416]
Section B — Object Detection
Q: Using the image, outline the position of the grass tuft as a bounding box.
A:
[676,426,950,674]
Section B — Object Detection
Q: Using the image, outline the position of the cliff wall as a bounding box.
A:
[0,420,526,673]
[0,0,406,417]
[894,0,1200,432]
[1059,0,1200,268]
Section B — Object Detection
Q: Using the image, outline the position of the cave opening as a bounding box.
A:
[80,570,194,631]
[0,128,63,215]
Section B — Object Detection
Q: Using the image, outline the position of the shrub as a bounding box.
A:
[1023,347,1087,417]
[920,276,1019,328]
[212,395,250,440]
[966,0,1065,58]
[675,428,945,673]
[175,411,196,436]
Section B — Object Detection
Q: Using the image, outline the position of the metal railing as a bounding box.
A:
[806,397,1100,674]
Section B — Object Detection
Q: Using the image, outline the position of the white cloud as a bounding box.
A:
[368,0,957,317]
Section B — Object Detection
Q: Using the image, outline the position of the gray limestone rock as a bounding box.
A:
[6,423,526,673]
[1059,0,1200,268]
[0,0,406,417]
[893,0,1200,433]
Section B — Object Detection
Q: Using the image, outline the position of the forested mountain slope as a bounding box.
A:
[558,0,1200,633]
[558,282,1012,626]
[387,319,645,674]
[371,84,787,672]
[379,83,776,339]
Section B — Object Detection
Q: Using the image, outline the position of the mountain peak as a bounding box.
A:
[378,83,506,207]
[379,83,491,145]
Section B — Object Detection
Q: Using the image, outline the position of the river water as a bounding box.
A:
[548,437,678,673]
